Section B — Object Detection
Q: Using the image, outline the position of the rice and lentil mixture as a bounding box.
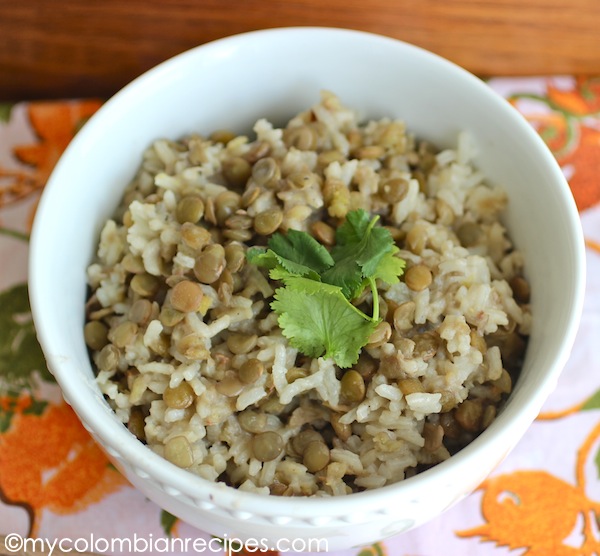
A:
[84,91,530,496]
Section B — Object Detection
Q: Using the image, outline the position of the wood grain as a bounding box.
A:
[1,0,600,100]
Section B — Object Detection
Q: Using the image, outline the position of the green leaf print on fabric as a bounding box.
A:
[160,509,179,537]
[0,103,14,123]
[0,283,53,390]
[581,389,600,411]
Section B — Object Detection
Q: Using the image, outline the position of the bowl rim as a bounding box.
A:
[29,26,586,515]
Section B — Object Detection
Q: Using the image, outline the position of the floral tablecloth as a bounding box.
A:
[1,77,599,556]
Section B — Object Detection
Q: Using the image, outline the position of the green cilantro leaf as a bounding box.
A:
[322,209,401,298]
[319,252,364,300]
[246,209,405,368]
[271,276,378,368]
[335,209,396,277]
[269,229,334,272]
[246,247,320,279]
[370,246,406,285]
[247,229,334,280]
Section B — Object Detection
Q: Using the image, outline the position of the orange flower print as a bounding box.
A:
[0,400,126,536]
[0,100,102,208]
[547,77,600,117]
[509,77,600,212]
[458,471,599,555]
[458,418,600,555]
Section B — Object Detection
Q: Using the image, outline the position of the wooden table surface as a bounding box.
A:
[1,0,600,101]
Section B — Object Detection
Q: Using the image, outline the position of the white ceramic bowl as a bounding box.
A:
[29,28,585,550]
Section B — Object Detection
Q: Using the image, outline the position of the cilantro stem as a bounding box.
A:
[368,277,379,322]
[349,297,374,322]
[366,214,380,235]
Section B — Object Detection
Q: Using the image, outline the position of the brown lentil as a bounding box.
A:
[303,441,330,472]
[493,368,513,394]
[405,264,433,291]
[482,404,497,429]
[180,223,212,251]
[287,171,318,190]
[163,382,195,409]
[226,333,258,355]
[381,178,409,203]
[456,221,482,247]
[251,157,280,187]
[439,390,459,413]
[317,150,345,167]
[510,275,531,304]
[203,197,217,225]
[393,301,416,332]
[292,429,323,456]
[384,226,404,242]
[413,331,440,361]
[130,273,160,297]
[423,422,444,452]
[354,354,378,381]
[284,204,312,223]
[340,370,366,404]
[224,243,246,273]
[366,321,392,348]
[122,210,133,228]
[127,407,146,441]
[346,129,363,150]
[128,299,154,325]
[170,280,204,313]
[159,305,185,327]
[330,413,351,442]
[284,126,318,151]
[164,436,194,468]
[238,358,264,384]
[439,411,461,439]
[222,157,252,188]
[84,320,109,351]
[354,145,384,160]
[149,334,170,358]
[435,198,455,225]
[286,366,309,383]
[177,334,209,360]
[241,186,261,207]
[238,410,273,434]
[194,244,226,284]
[310,221,335,246]
[245,140,270,163]
[176,195,205,224]
[121,253,145,274]
[251,431,284,462]
[214,191,241,224]
[454,399,483,432]
[225,213,253,230]
[254,208,283,235]
[223,228,252,242]
[209,129,236,144]
[398,377,425,396]
[470,329,488,354]
[109,321,138,349]
[97,344,120,372]
[405,225,427,254]
[216,375,245,397]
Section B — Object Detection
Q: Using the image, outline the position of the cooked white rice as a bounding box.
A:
[85,91,531,496]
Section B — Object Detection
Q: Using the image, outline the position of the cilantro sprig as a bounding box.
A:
[247,209,405,368]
